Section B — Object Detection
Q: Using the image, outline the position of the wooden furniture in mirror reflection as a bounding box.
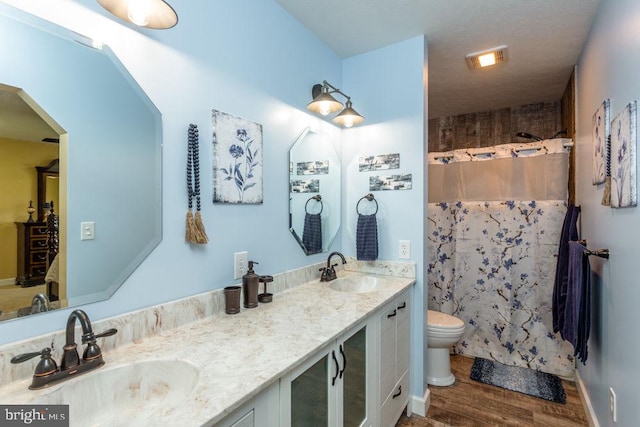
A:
[15,222,48,287]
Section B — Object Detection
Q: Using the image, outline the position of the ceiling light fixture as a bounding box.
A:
[97,0,178,29]
[307,80,365,128]
[465,45,508,70]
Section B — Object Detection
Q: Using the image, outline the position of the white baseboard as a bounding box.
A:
[575,369,599,427]
[0,278,16,287]
[407,388,430,418]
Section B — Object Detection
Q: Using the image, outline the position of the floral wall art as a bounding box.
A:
[212,110,263,204]
[592,99,610,185]
[610,101,637,208]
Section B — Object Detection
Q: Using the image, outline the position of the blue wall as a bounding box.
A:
[341,36,427,398]
[576,0,640,424]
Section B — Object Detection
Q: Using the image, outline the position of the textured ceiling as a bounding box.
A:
[274,0,601,118]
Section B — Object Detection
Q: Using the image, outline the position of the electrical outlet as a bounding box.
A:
[234,251,248,279]
[610,387,617,423]
[399,240,410,259]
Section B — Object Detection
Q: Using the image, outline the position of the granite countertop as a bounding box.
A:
[0,270,414,426]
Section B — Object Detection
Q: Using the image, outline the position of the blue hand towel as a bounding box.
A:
[356,213,378,261]
[562,240,591,363]
[553,205,580,333]
[302,212,322,255]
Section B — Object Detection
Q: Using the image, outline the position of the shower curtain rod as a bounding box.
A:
[433,140,574,159]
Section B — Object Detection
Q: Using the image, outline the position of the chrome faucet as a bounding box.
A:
[10,309,117,390]
[320,251,347,282]
[30,293,50,314]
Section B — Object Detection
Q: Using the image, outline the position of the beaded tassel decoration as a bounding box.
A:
[602,134,611,206]
[186,124,209,244]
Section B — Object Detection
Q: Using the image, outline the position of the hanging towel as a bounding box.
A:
[356,213,378,261]
[575,243,591,365]
[553,204,580,333]
[562,241,591,364]
[302,212,323,255]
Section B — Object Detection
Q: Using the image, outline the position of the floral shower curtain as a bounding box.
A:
[427,139,575,377]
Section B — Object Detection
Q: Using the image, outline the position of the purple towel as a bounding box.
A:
[562,241,591,363]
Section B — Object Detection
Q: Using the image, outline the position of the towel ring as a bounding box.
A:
[305,195,323,214]
[356,193,378,215]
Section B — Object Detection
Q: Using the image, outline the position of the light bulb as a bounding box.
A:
[343,117,354,128]
[318,102,332,116]
[127,0,153,26]
[478,52,496,67]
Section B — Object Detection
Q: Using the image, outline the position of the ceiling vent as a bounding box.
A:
[465,45,508,70]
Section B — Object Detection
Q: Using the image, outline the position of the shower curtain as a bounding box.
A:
[427,139,575,377]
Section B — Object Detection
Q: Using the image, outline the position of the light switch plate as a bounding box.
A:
[81,221,95,240]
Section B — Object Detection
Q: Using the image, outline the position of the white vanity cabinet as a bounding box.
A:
[280,320,374,427]
[378,291,411,427]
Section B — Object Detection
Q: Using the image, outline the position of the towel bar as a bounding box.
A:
[573,240,610,259]
[584,248,609,259]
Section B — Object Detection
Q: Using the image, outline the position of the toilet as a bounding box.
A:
[426,310,465,386]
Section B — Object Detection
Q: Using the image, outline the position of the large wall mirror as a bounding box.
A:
[289,127,340,255]
[0,4,162,323]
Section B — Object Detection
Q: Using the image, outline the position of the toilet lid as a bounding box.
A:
[427,310,465,328]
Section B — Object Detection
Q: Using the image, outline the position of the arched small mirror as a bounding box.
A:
[289,128,340,255]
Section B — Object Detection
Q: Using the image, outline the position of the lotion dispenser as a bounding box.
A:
[243,261,259,308]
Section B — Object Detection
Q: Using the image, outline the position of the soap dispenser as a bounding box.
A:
[243,261,259,308]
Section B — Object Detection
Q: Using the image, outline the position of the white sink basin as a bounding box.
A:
[24,359,199,426]
[329,275,383,293]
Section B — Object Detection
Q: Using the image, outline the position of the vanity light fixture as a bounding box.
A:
[307,80,365,128]
[97,0,178,29]
[465,45,508,70]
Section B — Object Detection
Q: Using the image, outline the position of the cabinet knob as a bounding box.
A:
[387,309,397,318]
[397,302,407,310]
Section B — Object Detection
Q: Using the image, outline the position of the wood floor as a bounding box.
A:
[396,355,589,427]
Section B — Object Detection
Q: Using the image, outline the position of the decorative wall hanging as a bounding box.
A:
[212,110,263,204]
[601,135,612,206]
[297,160,329,175]
[186,124,208,244]
[290,179,320,193]
[369,173,412,191]
[359,153,400,172]
[610,101,637,208]
[592,99,610,185]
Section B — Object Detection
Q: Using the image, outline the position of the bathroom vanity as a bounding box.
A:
[0,262,415,427]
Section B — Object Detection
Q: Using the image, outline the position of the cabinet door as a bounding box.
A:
[285,349,335,427]
[395,298,411,378]
[341,326,367,427]
[379,306,398,402]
